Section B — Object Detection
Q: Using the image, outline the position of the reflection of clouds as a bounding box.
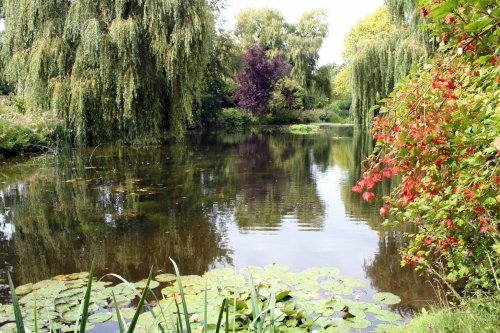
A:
[0,213,15,241]
[0,192,15,241]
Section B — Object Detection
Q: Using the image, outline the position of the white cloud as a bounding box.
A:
[222,0,383,65]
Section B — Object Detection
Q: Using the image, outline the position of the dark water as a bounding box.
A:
[0,127,436,312]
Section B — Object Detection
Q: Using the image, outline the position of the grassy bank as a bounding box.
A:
[387,295,499,333]
[0,96,60,157]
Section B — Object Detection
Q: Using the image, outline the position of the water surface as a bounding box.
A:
[0,127,435,311]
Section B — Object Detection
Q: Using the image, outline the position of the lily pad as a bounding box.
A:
[15,283,34,296]
[374,323,400,332]
[135,279,160,289]
[88,312,112,324]
[155,273,177,283]
[374,309,403,322]
[372,292,401,305]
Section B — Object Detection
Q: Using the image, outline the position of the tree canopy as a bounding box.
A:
[234,44,291,114]
[1,0,214,145]
[234,8,328,91]
[347,1,432,130]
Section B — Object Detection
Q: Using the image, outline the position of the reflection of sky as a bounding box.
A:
[223,163,378,283]
[0,212,15,241]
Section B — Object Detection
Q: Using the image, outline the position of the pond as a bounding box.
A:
[0,126,436,314]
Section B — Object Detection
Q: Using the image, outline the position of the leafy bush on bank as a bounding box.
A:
[352,0,499,292]
[0,96,61,156]
[387,294,499,333]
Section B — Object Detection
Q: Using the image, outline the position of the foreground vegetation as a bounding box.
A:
[388,295,499,333]
[0,96,60,156]
[5,262,406,332]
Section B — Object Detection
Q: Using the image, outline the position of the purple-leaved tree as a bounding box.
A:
[234,45,291,114]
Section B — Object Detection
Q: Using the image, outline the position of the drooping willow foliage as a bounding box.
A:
[1,0,214,145]
[350,0,432,130]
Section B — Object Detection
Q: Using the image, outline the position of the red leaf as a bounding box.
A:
[362,192,375,201]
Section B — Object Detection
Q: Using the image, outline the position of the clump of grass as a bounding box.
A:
[289,124,320,134]
[386,294,499,333]
[0,96,61,156]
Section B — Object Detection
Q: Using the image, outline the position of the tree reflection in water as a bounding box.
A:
[0,127,438,311]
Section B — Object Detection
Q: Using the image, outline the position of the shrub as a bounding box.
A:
[352,0,499,292]
[219,108,256,129]
[0,97,60,155]
[269,77,305,113]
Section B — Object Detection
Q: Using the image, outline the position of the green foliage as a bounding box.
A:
[347,1,433,130]
[386,295,500,333]
[234,8,328,92]
[218,108,256,129]
[343,5,393,62]
[289,124,320,135]
[269,77,306,112]
[354,0,500,292]
[1,0,214,145]
[196,29,241,127]
[350,30,428,129]
[4,264,404,332]
[288,9,329,89]
[0,97,60,154]
[311,64,336,102]
[332,66,351,97]
[234,8,288,52]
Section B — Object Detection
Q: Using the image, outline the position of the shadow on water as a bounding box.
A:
[0,126,437,311]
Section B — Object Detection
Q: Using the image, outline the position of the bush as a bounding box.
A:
[218,107,256,129]
[0,96,60,155]
[353,0,499,292]
[387,295,499,333]
[260,109,301,125]
[269,77,305,113]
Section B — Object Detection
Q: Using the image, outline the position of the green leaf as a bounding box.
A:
[8,272,26,333]
[372,292,401,305]
[431,1,458,19]
[464,18,494,32]
[374,310,402,322]
[127,269,152,333]
[76,261,95,333]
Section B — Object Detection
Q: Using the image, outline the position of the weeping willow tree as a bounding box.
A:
[287,9,328,89]
[350,0,432,130]
[1,0,214,145]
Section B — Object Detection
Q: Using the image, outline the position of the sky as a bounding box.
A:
[221,0,384,65]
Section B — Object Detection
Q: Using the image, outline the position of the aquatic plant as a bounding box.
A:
[3,263,404,332]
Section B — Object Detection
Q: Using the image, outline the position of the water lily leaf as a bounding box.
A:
[88,312,112,323]
[135,279,159,289]
[374,323,400,332]
[155,273,177,283]
[15,283,33,296]
[374,310,402,322]
[319,280,354,295]
[372,292,401,305]
[264,263,289,272]
[60,323,95,332]
[284,328,307,332]
[62,310,79,322]
[227,298,248,310]
[345,317,371,329]
[303,267,340,277]
[276,289,291,301]
[337,275,365,287]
